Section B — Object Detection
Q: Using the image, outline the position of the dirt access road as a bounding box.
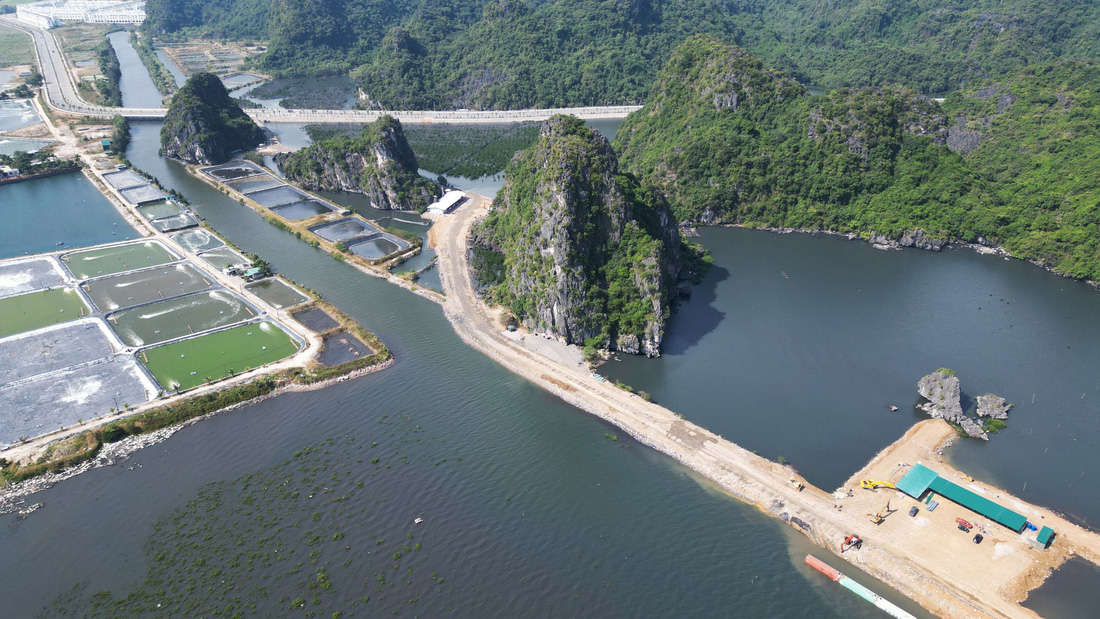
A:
[429,194,1100,618]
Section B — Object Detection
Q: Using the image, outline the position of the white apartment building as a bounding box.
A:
[17,1,146,28]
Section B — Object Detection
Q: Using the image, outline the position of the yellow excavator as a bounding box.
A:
[860,480,897,491]
[868,500,893,525]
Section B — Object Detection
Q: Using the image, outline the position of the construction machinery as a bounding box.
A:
[868,500,892,525]
[840,534,863,552]
[860,480,897,491]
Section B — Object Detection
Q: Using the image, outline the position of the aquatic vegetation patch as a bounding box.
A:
[44,434,455,616]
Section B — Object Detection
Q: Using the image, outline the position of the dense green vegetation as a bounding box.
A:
[110,114,130,153]
[0,23,35,65]
[306,122,541,179]
[0,150,80,177]
[130,31,175,97]
[160,72,265,164]
[280,115,440,212]
[616,37,1100,281]
[144,0,1100,109]
[94,39,122,107]
[474,116,684,355]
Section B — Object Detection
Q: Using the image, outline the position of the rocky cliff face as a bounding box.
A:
[976,394,1012,419]
[276,115,440,212]
[472,115,685,357]
[160,73,265,165]
[917,370,1012,439]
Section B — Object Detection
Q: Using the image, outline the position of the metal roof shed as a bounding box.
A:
[896,463,939,498]
[927,477,1029,532]
[1037,526,1055,547]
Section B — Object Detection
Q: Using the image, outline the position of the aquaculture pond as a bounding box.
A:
[0,172,138,259]
[198,247,249,271]
[0,99,39,132]
[170,228,223,254]
[0,287,89,337]
[244,278,308,309]
[319,331,371,366]
[109,290,257,347]
[0,257,65,298]
[248,185,308,207]
[0,137,54,156]
[63,241,175,280]
[227,175,281,194]
[140,321,299,391]
[83,263,212,311]
[150,212,200,232]
[349,236,400,260]
[136,201,183,220]
[270,199,334,220]
[292,306,338,332]
[309,218,374,243]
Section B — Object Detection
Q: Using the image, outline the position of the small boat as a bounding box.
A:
[414,517,423,524]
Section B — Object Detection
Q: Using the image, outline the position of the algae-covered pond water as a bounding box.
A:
[84,263,212,311]
[198,246,250,271]
[170,228,223,253]
[63,241,175,279]
[141,321,299,391]
[110,290,256,347]
[0,287,89,337]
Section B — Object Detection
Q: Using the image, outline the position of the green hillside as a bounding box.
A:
[142,0,1100,109]
[616,36,1100,280]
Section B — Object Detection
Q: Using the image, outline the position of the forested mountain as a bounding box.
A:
[472,116,686,356]
[277,115,440,212]
[616,37,1100,280]
[143,0,1100,109]
[161,73,265,165]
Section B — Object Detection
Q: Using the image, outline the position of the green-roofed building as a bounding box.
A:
[895,463,1031,534]
[1037,526,1055,548]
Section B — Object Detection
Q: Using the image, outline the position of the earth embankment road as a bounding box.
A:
[430,194,1100,619]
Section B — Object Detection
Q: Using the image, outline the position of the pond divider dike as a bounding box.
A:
[1,156,394,474]
[193,159,444,305]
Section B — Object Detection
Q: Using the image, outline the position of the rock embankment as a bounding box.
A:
[276,115,440,212]
[160,72,265,165]
[917,369,1012,439]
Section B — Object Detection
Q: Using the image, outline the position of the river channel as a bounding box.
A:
[3,56,1098,615]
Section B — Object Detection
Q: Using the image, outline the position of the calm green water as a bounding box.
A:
[0,122,933,618]
[107,31,163,109]
[0,172,138,258]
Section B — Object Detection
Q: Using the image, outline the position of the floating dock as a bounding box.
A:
[805,555,916,619]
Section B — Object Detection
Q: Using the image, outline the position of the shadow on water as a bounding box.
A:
[663,262,729,356]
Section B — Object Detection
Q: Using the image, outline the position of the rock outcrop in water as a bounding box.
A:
[275,115,440,212]
[471,115,690,357]
[976,394,1013,419]
[160,73,265,165]
[916,369,1012,440]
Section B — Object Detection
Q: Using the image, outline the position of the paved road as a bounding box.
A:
[2,17,640,124]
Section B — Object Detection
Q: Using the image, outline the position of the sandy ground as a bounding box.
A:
[429,195,1100,618]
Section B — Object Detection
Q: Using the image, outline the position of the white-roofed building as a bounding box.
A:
[427,190,468,215]
[17,1,145,28]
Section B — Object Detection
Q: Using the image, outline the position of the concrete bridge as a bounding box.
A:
[1,17,640,124]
